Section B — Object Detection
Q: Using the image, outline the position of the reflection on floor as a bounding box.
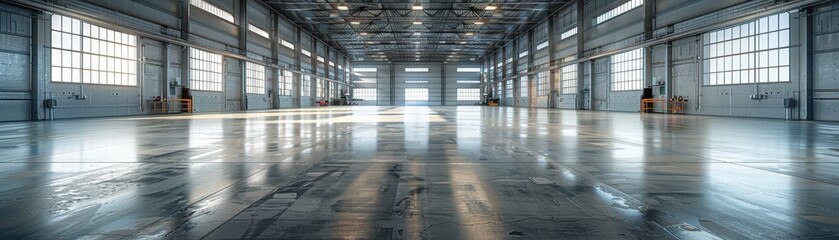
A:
[0,106,838,239]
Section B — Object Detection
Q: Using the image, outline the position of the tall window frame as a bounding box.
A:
[536,71,550,96]
[519,76,529,98]
[560,64,578,94]
[301,75,311,97]
[405,88,429,101]
[353,88,377,101]
[245,62,266,94]
[505,80,513,98]
[703,12,791,85]
[189,48,223,92]
[457,88,481,101]
[280,70,292,96]
[50,14,138,86]
[317,79,327,98]
[610,48,644,91]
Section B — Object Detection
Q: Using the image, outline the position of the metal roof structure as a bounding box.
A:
[262,0,572,62]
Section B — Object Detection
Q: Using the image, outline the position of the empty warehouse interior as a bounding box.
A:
[1,0,839,239]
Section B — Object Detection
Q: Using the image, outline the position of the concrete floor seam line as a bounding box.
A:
[499,132,727,239]
[722,161,839,187]
[197,166,338,240]
[130,138,330,238]
[132,164,275,238]
[506,123,839,188]
[194,125,365,239]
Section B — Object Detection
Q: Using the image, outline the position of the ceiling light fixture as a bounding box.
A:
[412,3,423,10]
[413,21,422,25]
[360,32,368,35]
[350,21,360,25]
[337,3,349,10]
[460,41,467,44]
[465,32,475,36]
[484,5,497,10]
[475,21,484,25]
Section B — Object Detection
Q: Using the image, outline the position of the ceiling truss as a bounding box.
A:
[262,0,571,62]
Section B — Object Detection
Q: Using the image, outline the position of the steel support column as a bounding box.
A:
[239,0,248,110]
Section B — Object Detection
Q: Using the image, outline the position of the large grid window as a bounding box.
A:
[354,88,377,101]
[405,88,429,101]
[189,48,223,91]
[519,51,529,58]
[560,64,578,94]
[457,88,481,101]
[519,76,528,97]
[703,12,790,85]
[610,48,643,91]
[536,71,549,96]
[495,82,502,98]
[245,62,265,94]
[190,0,234,23]
[280,70,292,95]
[301,49,311,57]
[505,80,513,98]
[50,15,138,86]
[301,75,311,97]
[595,0,642,25]
[457,68,481,72]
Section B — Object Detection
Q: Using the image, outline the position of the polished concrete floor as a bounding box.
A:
[0,106,838,239]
